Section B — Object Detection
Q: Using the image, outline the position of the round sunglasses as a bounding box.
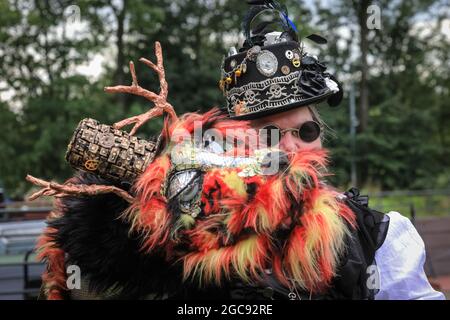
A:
[259,121,322,147]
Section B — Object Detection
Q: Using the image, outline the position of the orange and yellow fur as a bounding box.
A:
[124,108,356,294]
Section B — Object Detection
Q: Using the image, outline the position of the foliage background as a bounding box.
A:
[0,0,449,199]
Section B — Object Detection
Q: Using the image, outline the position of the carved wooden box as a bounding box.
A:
[65,118,160,185]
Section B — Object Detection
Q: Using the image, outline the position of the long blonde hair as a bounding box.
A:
[307,105,334,143]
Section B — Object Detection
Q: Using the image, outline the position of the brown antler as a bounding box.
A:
[104,41,178,136]
[26,175,134,203]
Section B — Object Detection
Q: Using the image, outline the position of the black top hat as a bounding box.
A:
[219,0,343,120]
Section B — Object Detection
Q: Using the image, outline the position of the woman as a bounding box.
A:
[250,105,444,299]
[30,1,444,300]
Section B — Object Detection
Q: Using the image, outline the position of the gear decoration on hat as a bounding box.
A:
[256,50,278,76]
[219,0,343,119]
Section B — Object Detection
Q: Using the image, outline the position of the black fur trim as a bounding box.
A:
[47,171,183,299]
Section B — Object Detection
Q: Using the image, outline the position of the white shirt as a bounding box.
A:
[374,211,445,300]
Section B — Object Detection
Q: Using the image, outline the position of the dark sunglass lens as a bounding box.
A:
[299,121,321,142]
[260,125,281,147]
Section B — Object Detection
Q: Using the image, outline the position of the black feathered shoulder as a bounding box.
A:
[47,171,182,299]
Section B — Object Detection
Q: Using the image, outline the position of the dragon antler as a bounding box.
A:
[26,175,134,203]
[26,43,178,204]
[104,41,178,136]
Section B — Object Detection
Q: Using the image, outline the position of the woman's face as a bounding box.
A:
[251,106,322,153]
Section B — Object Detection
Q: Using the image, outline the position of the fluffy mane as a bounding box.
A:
[124,111,356,294]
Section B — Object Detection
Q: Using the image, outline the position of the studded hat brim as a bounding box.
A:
[228,90,334,120]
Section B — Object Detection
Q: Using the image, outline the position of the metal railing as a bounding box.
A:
[0,210,46,299]
[0,249,43,299]
[367,189,450,219]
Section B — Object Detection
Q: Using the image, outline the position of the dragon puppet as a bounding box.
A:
[27,1,389,300]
